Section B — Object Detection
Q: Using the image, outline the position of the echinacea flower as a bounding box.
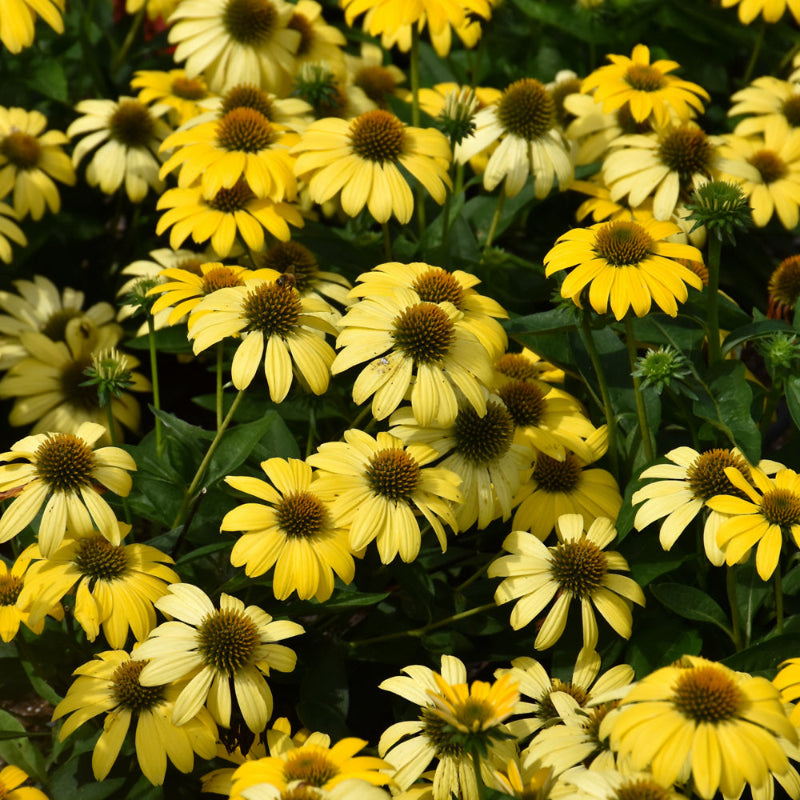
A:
[17,533,179,648]
[68,97,171,202]
[307,429,462,563]
[221,458,355,602]
[136,584,304,732]
[0,202,25,264]
[156,180,304,257]
[287,0,347,70]
[0,106,75,220]
[332,287,494,426]
[0,0,64,54]
[607,655,797,799]
[0,422,136,557]
[707,466,800,580]
[720,118,800,229]
[0,554,62,641]
[0,765,49,800]
[167,0,301,94]
[632,446,781,566]
[131,69,211,126]
[581,44,709,127]
[455,78,573,199]
[292,109,451,224]
[488,513,645,649]
[720,0,800,24]
[187,276,338,399]
[52,650,218,785]
[544,216,704,320]
[768,254,800,320]
[729,76,800,137]
[0,274,116,371]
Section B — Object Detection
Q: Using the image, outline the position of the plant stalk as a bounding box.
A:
[147,315,163,456]
[706,232,723,367]
[625,315,654,462]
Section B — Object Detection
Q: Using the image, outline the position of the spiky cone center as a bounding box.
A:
[288,12,314,56]
[171,76,208,100]
[355,66,398,107]
[686,449,751,501]
[203,266,246,293]
[242,281,302,335]
[497,380,546,427]
[411,269,465,308]
[496,78,555,141]
[349,110,406,163]
[783,96,800,127]
[222,0,277,45]
[112,659,165,712]
[583,701,616,754]
[593,220,652,267]
[0,574,23,606]
[658,126,713,181]
[616,779,672,800]
[761,488,800,528]
[109,101,155,148]
[1,131,41,168]
[277,491,328,538]
[257,241,318,293]
[533,452,582,493]
[222,84,276,119]
[769,255,800,314]
[453,402,515,464]
[282,788,324,800]
[549,539,607,598]
[748,150,788,184]
[34,433,95,491]
[391,302,455,363]
[494,353,539,381]
[673,665,742,722]
[536,679,588,720]
[421,707,466,758]
[197,608,259,674]
[208,181,254,212]
[437,696,502,733]
[216,108,275,153]
[41,308,83,341]
[624,63,666,92]
[74,535,128,582]
[283,748,340,786]
[365,448,421,501]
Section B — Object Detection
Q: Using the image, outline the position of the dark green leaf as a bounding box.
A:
[26,61,68,102]
[650,582,732,637]
[722,634,800,675]
[721,319,795,355]
[0,709,47,783]
[785,376,800,434]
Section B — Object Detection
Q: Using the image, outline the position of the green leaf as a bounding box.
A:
[317,589,391,610]
[126,325,193,353]
[692,361,760,463]
[297,640,350,740]
[20,659,62,706]
[627,616,703,677]
[785,376,800,434]
[722,634,800,675]
[25,61,68,102]
[650,582,733,637]
[631,314,706,354]
[721,319,795,355]
[0,708,47,783]
[204,411,298,488]
[736,561,772,647]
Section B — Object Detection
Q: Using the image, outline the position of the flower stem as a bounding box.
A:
[215,342,225,430]
[348,602,496,647]
[440,184,453,265]
[742,19,766,86]
[111,5,145,75]
[726,565,743,651]
[410,25,421,128]
[706,233,723,367]
[624,315,654,463]
[580,312,619,478]
[105,401,131,525]
[171,389,245,529]
[484,188,506,248]
[147,315,163,456]
[470,749,487,800]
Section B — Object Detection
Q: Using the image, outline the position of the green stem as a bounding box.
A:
[440,184,453,265]
[349,602,496,648]
[170,389,245,529]
[624,315,654,463]
[147,315,163,456]
[346,404,372,434]
[410,26,421,128]
[726,565,743,651]
[706,233,723,367]
[381,222,392,261]
[484,188,506,248]
[580,312,619,478]
[105,402,131,525]
[215,342,225,430]
[775,560,784,635]
[305,406,317,458]
[111,5,145,74]
[742,19,766,87]
[470,748,487,800]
